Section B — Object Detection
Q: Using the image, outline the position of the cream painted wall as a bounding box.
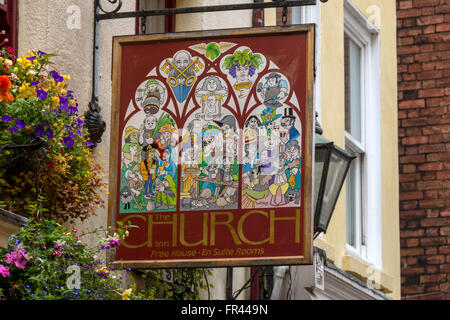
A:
[314,0,400,299]
[17,0,136,242]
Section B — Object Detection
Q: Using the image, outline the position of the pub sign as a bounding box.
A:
[109,25,315,268]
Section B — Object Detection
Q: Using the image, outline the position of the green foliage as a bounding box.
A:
[222,49,263,69]
[205,42,220,61]
[139,268,213,300]
[0,218,136,300]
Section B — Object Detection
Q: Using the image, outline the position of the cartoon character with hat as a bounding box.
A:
[281,107,300,143]
[141,80,164,115]
[257,72,288,109]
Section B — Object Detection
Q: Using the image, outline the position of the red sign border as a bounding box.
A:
[108,24,315,268]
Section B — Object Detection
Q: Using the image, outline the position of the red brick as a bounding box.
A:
[403,136,429,145]
[418,88,445,97]
[421,217,448,226]
[426,255,445,264]
[399,99,425,109]
[401,191,424,201]
[417,162,443,171]
[418,143,447,153]
[419,199,446,209]
[417,180,444,190]
[417,15,444,26]
[401,229,425,238]
[419,237,447,246]
[420,274,446,284]
[402,248,425,256]
[440,226,450,235]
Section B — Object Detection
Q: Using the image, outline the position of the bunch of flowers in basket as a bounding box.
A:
[0,34,105,222]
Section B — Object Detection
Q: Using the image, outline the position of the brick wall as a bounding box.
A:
[397,0,450,300]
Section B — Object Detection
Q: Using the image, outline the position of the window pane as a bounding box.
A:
[345,147,356,247]
[344,34,362,142]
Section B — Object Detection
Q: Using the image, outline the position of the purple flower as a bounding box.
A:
[1,115,11,122]
[86,141,94,147]
[109,238,120,248]
[68,131,76,138]
[53,244,63,250]
[14,120,26,129]
[75,118,85,128]
[63,136,74,148]
[9,127,18,133]
[46,128,54,139]
[68,105,78,114]
[50,70,64,83]
[31,81,40,86]
[37,89,47,100]
[35,125,44,137]
[26,56,36,61]
[38,50,47,56]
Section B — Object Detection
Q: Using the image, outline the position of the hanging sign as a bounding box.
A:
[109,25,315,268]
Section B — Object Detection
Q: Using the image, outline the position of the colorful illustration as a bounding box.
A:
[195,76,228,121]
[241,106,302,209]
[256,72,289,110]
[160,50,204,103]
[135,79,167,115]
[180,112,239,211]
[221,47,265,99]
[120,110,178,213]
[120,42,301,214]
[189,42,236,61]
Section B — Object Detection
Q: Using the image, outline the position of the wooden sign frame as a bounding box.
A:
[108,24,315,268]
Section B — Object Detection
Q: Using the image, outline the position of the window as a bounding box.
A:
[344,0,381,268]
[138,0,174,34]
[0,0,18,50]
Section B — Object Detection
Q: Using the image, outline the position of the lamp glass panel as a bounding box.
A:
[318,150,349,230]
[314,147,328,214]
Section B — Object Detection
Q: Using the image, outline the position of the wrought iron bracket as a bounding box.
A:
[89,0,327,148]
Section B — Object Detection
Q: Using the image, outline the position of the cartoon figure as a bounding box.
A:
[122,126,141,171]
[139,115,158,158]
[284,139,301,191]
[164,50,202,103]
[195,76,228,120]
[257,72,288,109]
[222,49,263,98]
[156,124,176,150]
[268,157,289,206]
[120,185,133,210]
[157,146,176,180]
[242,165,271,208]
[141,79,165,115]
[280,107,300,144]
[243,115,261,172]
[154,175,177,210]
[140,143,160,199]
[124,166,144,209]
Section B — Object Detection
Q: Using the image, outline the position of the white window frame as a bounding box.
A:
[344,0,382,270]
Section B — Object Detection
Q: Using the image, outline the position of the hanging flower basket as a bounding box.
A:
[0,208,28,249]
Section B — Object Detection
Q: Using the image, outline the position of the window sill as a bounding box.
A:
[341,254,394,294]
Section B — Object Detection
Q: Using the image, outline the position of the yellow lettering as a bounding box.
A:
[180,213,208,247]
[237,210,270,245]
[120,215,147,249]
[269,209,301,244]
[210,212,242,246]
[148,214,177,247]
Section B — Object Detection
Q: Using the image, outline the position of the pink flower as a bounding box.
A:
[4,248,29,270]
[109,238,120,248]
[0,264,9,277]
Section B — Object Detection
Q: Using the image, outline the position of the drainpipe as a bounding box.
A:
[270,266,289,300]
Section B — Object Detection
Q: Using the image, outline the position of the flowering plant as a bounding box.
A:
[0,36,105,221]
[0,217,137,300]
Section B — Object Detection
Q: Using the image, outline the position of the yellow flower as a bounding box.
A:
[64,75,71,81]
[122,288,132,300]
[52,96,59,108]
